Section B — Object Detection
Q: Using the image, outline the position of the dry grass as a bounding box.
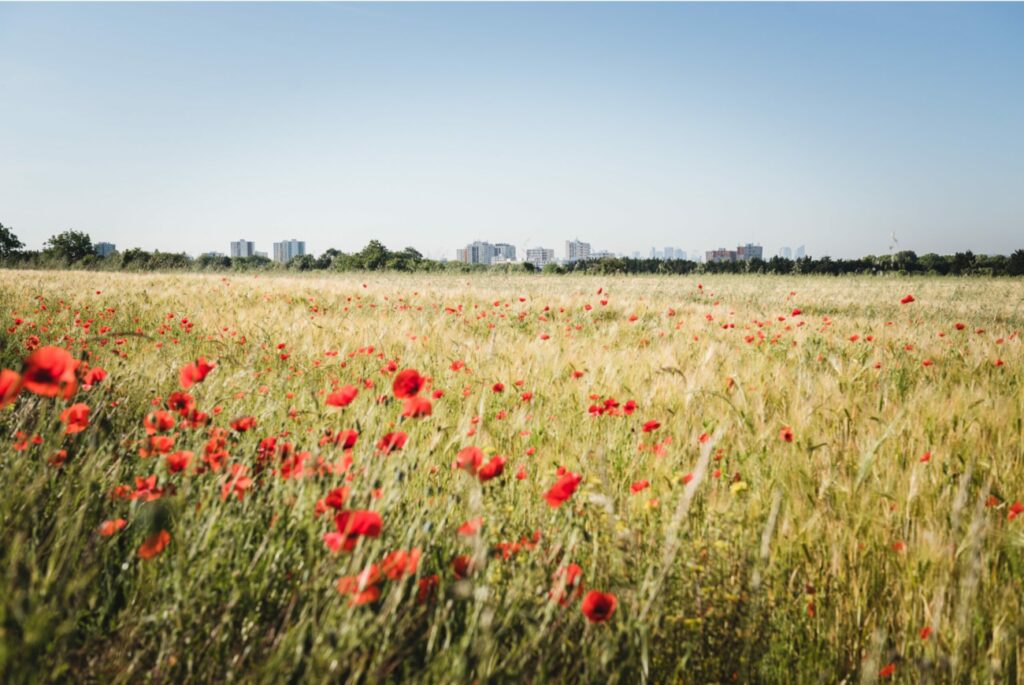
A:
[1,268,1022,683]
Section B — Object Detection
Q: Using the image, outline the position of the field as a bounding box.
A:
[1,268,1022,683]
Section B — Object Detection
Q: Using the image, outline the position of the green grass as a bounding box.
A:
[1,269,1023,683]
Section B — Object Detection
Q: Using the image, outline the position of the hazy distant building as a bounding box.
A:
[565,239,591,262]
[255,251,268,259]
[737,243,763,261]
[649,247,658,259]
[590,250,616,259]
[273,239,306,263]
[493,243,517,262]
[706,248,738,263]
[525,247,555,267]
[202,251,226,258]
[230,240,256,258]
[779,246,793,259]
[795,245,806,259]
[707,243,764,263]
[456,241,498,265]
[95,242,116,257]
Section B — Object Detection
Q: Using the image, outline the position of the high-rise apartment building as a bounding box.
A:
[95,242,116,257]
[493,243,517,262]
[525,247,555,267]
[565,239,591,262]
[737,243,763,261]
[272,239,306,263]
[456,241,498,265]
[230,240,256,258]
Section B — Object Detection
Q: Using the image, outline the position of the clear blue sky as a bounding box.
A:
[1,3,1022,260]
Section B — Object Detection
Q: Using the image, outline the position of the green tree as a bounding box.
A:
[44,230,94,263]
[0,222,24,258]
[1008,249,1024,277]
[358,240,390,270]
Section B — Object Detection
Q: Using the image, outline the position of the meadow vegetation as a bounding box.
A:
[1,269,1022,683]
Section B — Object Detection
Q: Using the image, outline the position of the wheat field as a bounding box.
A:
[1,268,1022,683]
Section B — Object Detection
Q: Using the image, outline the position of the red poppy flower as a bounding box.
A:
[166,451,192,474]
[376,431,408,454]
[179,357,215,389]
[492,382,504,393]
[417,575,440,603]
[21,346,78,399]
[879,663,896,678]
[642,420,660,433]
[138,529,171,559]
[326,385,359,407]
[451,554,477,579]
[900,294,915,304]
[550,563,584,606]
[779,426,795,443]
[581,590,617,623]
[1008,501,1024,521]
[60,403,90,434]
[458,517,483,536]
[327,429,359,450]
[544,471,582,508]
[144,410,176,435]
[231,416,257,432]
[337,565,381,606]
[401,396,433,418]
[381,548,421,580]
[0,369,22,408]
[98,518,127,536]
[454,446,484,474]
[477,455,506,482]
[81,366,107,388]
[631,480,650,494]
[392,369,425,399]
[324,510,382,552]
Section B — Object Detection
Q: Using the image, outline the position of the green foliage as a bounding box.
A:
[43,229,94,263]
[0,222,24,258]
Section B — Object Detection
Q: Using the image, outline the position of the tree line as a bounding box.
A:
[2,223,1024,277]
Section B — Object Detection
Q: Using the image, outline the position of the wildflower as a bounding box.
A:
[326,385,358,407]
[138,529,171,559]
[631,480,650,494]
[454,446,484,474]
[179,357,215,389]
[779,426,795,443]
[550,563,584,606]
[642,420,660,433]
[381,548,421,580]
[544,471,582,508]
[581,590,617,623]
[231,416,257,432]
[392,369,425,398]
[21,346,78,399]
[60,403,90,434]
[0,369,21,407]
[98,518,127,536]
[324,510,382,552]
[376,431,408,454]
[477,455,506,482]
[900,294,915,304]
[166,451,192,474]
[401,395,433,418]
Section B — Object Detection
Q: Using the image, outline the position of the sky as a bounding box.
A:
[1,2,1022,261]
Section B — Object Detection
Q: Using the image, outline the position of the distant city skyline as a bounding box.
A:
[2,4,1022,258]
